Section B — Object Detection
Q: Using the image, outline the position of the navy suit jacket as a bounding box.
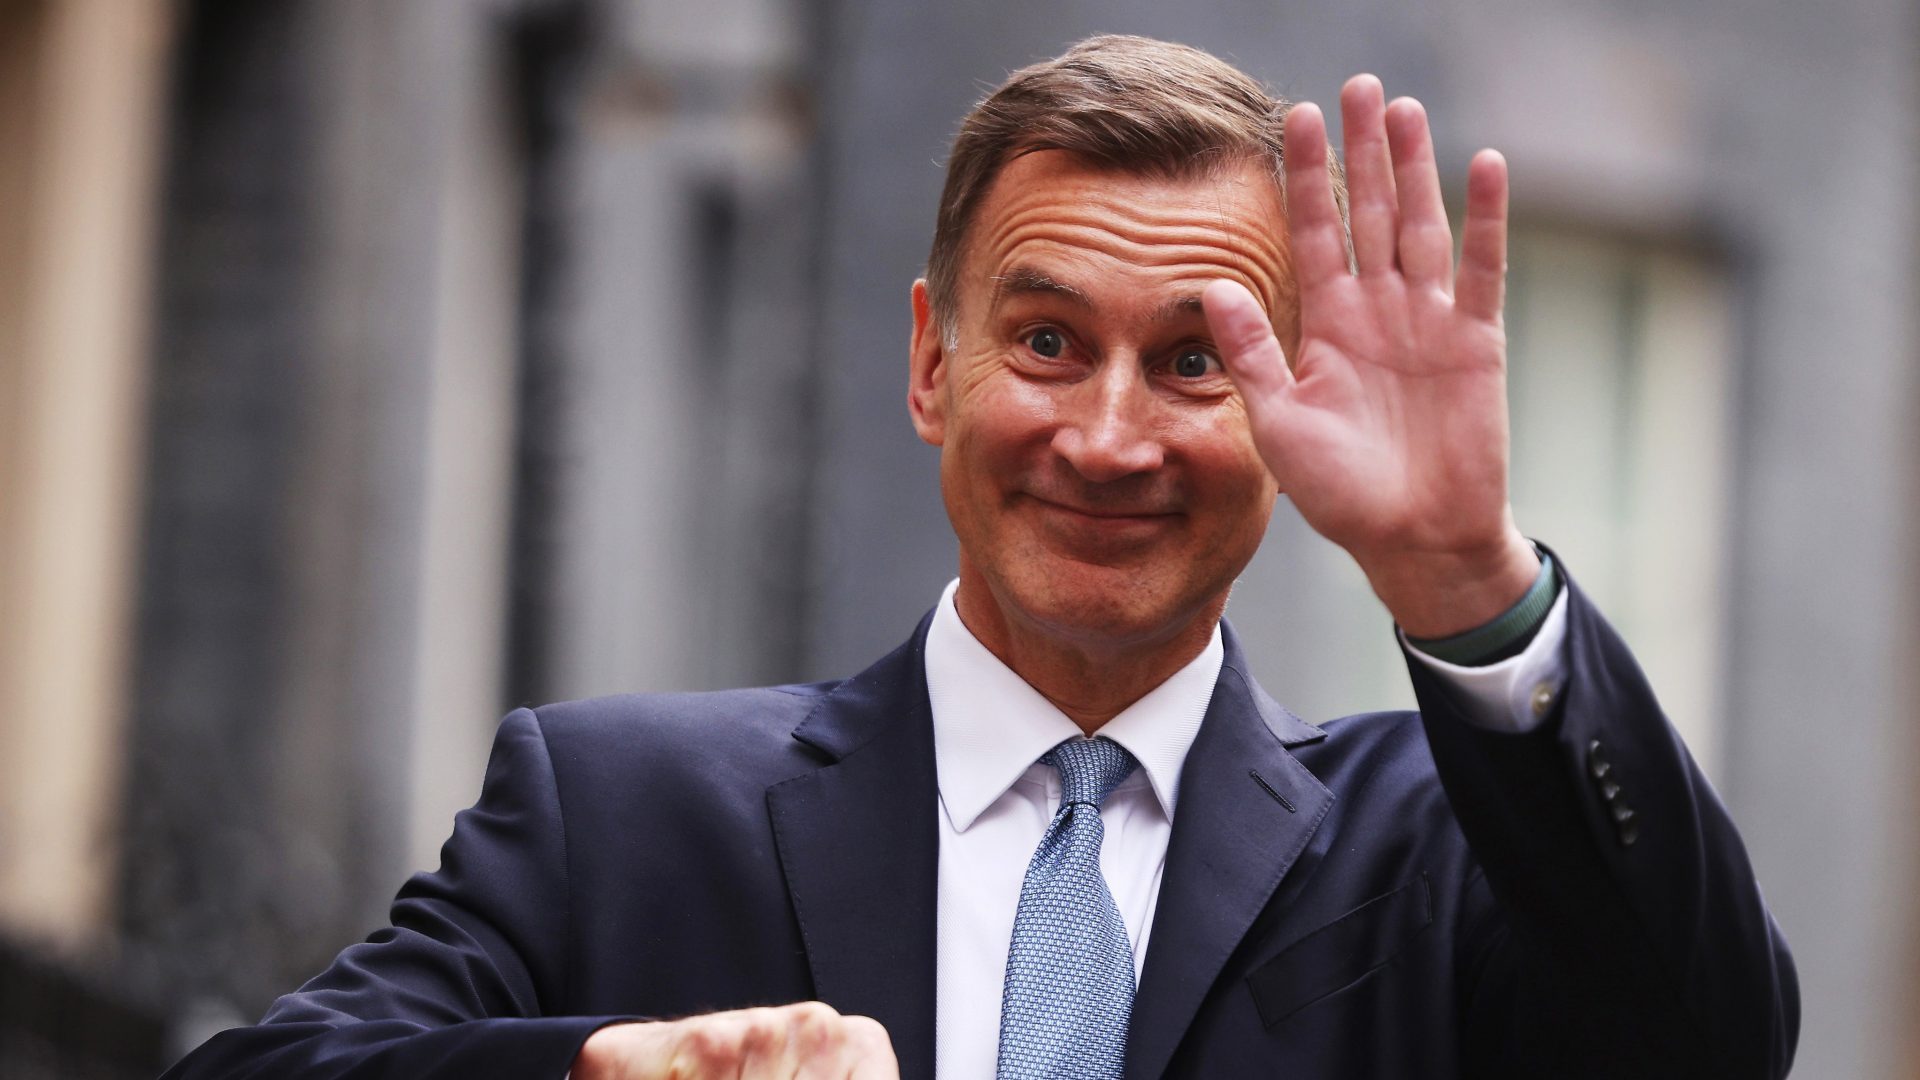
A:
[166,576,1797,1079]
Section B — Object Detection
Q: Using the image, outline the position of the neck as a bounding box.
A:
[952,565,1223,736]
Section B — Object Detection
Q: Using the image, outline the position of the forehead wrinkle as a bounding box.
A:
[986,167,1283,227]
[967,173,1294,327]
[988,196,1283,262]
[981,194,1281,253]
[1009,231,1285,310]
[991,219,1284,287]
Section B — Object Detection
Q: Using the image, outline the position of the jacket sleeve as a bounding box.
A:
[1406,569,1799,1079]
[161,708,634,1080]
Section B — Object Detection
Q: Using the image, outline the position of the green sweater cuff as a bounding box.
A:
[1406,551,1560,666]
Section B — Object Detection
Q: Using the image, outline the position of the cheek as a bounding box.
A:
[1176,419,1276,526]
[947,375,1059,479]
[1211,460,1278,530]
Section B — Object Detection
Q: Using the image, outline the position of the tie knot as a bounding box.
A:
[1042,737,1138,809]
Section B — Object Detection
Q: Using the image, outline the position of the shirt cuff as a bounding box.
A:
[1401,584,1571,733]
[1406,552,1559,664]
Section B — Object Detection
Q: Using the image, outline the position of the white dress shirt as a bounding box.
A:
[924,578,1570,1080]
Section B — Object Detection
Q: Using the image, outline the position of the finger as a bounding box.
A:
[1455,148,1509,322]
[1383,97,1453,288]
[667,1013,752,1078]
[734,1008,784,1080]
[1280,102,1351,292]
[1338,74,1398,276]
[839,1015,900,1080]
[784,1002,844,1080]
[1203,279,1295,409]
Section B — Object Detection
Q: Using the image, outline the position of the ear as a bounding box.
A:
[908,278,949,446]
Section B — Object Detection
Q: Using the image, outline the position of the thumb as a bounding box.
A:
[1201,279,1294,410]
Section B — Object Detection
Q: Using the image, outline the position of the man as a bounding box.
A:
[165,35,1797,1080]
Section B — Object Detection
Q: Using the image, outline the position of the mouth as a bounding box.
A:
[1027,494,1181,527]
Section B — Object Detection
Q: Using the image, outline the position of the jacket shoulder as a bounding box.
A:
[526,680,842,785]
[1297,708,1463,828]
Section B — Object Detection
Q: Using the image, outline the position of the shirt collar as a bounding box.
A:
[924,579,1223,833]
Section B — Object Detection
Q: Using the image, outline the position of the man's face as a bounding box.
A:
[909,150,1293,652]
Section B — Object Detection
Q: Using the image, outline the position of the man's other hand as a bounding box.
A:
[572,1002,900,1080]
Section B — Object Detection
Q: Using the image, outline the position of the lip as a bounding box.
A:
[1028,495,1180,524]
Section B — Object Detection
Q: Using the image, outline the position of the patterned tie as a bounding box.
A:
[996,736,1140,1080]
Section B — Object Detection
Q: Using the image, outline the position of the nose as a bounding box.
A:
[1050,357,1165,483]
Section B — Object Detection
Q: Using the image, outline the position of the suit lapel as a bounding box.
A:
[1124,623,1333,1080]
[764,616,1327,1080]
[767,618,940,1079]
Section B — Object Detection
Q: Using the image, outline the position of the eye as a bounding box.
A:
[1026,327,1066,358]
[1171,348,1221,378]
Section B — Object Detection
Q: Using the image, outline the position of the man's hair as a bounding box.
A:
[927,34,1343,346]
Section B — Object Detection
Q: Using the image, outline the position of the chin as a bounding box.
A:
[1004,559,1199,649]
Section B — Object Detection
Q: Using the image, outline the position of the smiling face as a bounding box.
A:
[909,149,1295,654]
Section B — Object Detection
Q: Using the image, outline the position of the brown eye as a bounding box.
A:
[1172,349,1220,377]
[1027,328,1065,358]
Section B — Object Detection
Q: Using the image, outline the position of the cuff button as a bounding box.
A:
[1530,682,1556,718]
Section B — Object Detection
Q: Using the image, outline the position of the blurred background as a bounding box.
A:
[0,0,1913,1075]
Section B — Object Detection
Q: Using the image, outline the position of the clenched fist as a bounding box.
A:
[572,1002,900,1080]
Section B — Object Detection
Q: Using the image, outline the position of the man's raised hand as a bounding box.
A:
[572,1002,899,1080]
[1202,74,1538,638]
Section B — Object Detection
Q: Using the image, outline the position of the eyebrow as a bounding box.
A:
[1153,293,1206,323]
[990,266,1092,312]
[990,265,1209,325]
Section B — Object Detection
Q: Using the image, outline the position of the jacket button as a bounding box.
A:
[1587,740,1611,781]
[1612,802,1640,846]
[1600,779,1621,802]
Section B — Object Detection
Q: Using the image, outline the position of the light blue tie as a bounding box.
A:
[996,736,1140,1080]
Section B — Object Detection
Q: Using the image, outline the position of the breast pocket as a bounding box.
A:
[1244,874,1434,1028]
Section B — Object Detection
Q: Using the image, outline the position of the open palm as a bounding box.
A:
[1203,75,1537,636]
